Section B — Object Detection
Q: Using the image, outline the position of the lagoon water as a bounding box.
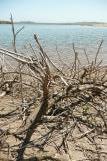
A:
[0,24,107,64]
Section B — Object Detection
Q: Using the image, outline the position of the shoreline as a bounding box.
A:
[1,21,107,28]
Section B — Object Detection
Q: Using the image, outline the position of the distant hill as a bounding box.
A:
[15,21,38,24]
[0,20,107,27]
[72,22,107,27]
[0,20,11,24]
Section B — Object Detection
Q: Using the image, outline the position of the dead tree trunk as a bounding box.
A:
[16,73,49,161]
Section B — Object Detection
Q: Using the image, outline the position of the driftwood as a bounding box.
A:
[0,16,107,161]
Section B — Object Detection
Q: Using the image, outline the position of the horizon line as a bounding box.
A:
[1,20,107,24]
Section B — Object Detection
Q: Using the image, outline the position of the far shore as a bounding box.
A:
[1,21,107,27]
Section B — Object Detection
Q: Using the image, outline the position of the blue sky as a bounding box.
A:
[0,0,107,22]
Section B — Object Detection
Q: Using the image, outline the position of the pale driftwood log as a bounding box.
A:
[0,91,6,98]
